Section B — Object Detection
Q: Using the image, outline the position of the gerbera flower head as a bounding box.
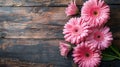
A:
[59,42,71,57]
[65,0,79,16]
[81,0,110,27]
[63,17,90,44]
[73,42,101,67]
[86,26,113,50]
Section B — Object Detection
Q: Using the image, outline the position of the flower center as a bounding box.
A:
[93,11,98,16]
[74,29,78,32]
[73,26,80,34]
[97,35,101,38]
[85,53,90,57]
[94,32,104,41]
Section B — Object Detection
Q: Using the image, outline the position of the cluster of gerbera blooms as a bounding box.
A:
[59,0,113,67]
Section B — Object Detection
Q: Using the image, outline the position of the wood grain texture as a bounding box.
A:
[0,6,120,67]
[0,58,55,67]
[0,7,119,39]
[0,39,75,67]
[0,0,119,67]
[0,0,119,7]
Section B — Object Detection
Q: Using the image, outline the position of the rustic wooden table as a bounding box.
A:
[0,0,120,67]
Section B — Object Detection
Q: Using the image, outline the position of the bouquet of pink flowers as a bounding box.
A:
[59,0,120,67]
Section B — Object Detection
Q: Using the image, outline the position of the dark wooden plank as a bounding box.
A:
[0,6,119,39]
[2,23,63,39]
[113,40,120,48]
[0,0,83,6]
[0,58,76,67]
[0,38,62,49]
[0,58,55,67]
[0,7,67,25]
[0,0,119,7]
[0,39,75,67]
[0,7,66,39]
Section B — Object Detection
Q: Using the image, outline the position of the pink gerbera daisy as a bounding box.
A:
[73,42,101,67]
[65,0,79,16]
[59,42,71,57]
[63,17,90,44]
[86,26,113,50]
[81,0,110,27]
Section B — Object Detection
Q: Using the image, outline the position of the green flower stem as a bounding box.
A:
[102,54,120,60]
[110,46,120,57]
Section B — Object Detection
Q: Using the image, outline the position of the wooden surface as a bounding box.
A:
[0,0,120,67]
[0,0,119,6]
